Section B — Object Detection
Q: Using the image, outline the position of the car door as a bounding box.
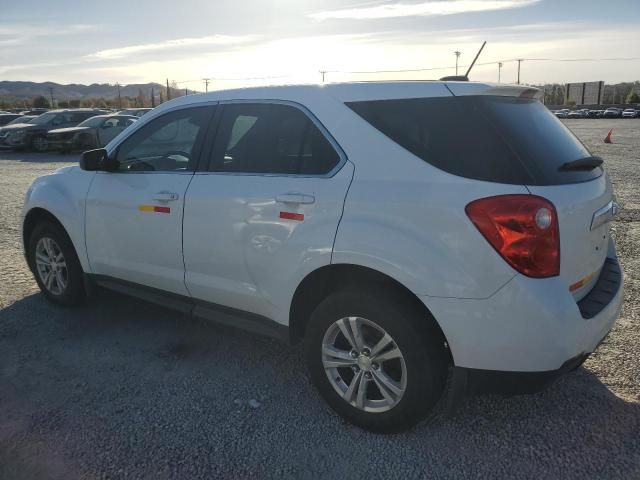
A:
[183,101,353,323]
[85,105,216,294]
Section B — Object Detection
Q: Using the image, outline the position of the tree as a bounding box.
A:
[626,90,640,104]
[136,89,146,107]
[33,96,50,108]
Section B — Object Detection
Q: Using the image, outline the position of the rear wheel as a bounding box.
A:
[28,221,85,306]
[304,288,448,433]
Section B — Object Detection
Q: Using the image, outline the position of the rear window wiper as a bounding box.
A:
[558,156,603,171]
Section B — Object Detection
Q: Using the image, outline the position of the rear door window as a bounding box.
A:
[346,96,600,185]
[210,103,340,175]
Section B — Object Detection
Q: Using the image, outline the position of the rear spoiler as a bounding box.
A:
[445,82,542,99]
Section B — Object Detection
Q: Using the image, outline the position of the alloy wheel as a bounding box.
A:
[32,136,48,152]
[35,237,68,295]
[322,316,407,413]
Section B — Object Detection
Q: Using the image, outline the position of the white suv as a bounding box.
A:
[21,81,624,432]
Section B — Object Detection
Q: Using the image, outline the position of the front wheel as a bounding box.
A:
[304,288,448,433]
[28,221,85,306]
[30,135,49,152]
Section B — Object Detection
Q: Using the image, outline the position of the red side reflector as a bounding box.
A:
[280,211,304,221]
[154,206,171,214]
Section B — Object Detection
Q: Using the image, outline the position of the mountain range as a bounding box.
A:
[0,81,174,101]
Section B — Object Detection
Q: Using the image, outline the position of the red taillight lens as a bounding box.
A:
[465,195,560,278]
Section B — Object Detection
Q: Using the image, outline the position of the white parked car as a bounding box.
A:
[21,82,623,432]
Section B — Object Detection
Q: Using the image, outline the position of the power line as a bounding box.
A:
[169,56,640,89]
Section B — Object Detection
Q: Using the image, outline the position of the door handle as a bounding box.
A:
[153,192,179,202]
[275,193,315,205]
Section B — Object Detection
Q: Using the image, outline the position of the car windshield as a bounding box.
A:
[29,112,58,125]
[8,116,35,125]
[77,116,105,128]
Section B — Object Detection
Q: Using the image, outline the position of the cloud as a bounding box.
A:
[89,34,261,59]
[308,0,539,21]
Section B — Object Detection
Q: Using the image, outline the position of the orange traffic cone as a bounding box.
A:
[604,129,613,144]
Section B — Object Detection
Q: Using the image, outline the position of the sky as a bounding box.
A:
[1,0,639,90]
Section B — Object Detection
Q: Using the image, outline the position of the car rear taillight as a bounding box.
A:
[465,195,559,278]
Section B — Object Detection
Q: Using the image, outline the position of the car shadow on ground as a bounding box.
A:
[1,290,639,479]
[0,151,80,163]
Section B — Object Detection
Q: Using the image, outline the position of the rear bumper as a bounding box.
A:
[422,256,623,373]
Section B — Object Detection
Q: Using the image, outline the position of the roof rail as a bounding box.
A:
[439,75,469,81]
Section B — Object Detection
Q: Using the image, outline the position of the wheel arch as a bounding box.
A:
[22,207,84,273]
[289,263,453,363]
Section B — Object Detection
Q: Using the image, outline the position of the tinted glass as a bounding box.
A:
[115,106,212,172]
[30,112,57,125]
[346,96,601,185]
[78,116,105,128]
[211,103,339,175]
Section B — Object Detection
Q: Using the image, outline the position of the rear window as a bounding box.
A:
[346,96,602,185]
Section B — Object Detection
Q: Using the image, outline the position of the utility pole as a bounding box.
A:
[454,51,461,75]
[151,87,155,107]
[498,62,503,83]
[166,78,171,100]
[48,86,55,108]
[319,70,327,83]
[517,59,523,85]
[116,83,122,109]
[185,88,188,96]
[203,78,210,93]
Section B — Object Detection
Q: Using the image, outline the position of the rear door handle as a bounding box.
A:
[153,192,179,202]
[275,193,315,205]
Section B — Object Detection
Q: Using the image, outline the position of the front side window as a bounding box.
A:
[115,106,213,172]
[210,103,339,175]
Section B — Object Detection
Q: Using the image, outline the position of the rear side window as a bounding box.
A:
[210,103,340,175]
[346,96,600,185]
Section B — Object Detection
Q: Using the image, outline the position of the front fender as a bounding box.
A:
[22,166,95,272]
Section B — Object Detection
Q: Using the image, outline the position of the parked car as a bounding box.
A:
[603,107,623,118]
[21,82,623,432]
[0,113,22,126]
[0,116,37,147]
[553,108,570,118]
[622,108,639,118]
[0,109,109,151]
[117,108,152,117]
[47,114,137,152]
[587,109,604,118]
[567,109,587,118]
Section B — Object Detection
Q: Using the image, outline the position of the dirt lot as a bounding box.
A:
[1,119,639,479]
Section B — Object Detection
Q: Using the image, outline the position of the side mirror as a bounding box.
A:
[80,148,119,172]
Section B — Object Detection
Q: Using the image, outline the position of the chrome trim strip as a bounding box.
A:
[591,200,619,231]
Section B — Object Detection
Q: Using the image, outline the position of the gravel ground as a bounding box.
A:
[1,119,639,479]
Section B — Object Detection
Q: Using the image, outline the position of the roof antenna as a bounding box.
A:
[440,41,486,82]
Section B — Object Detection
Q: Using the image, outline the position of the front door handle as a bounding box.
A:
[153,192,179,202]
[275,193,315,205]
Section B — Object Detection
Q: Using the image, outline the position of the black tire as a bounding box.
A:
[304,287,448,433]
[28,221,85,306]
[30,135,48,153]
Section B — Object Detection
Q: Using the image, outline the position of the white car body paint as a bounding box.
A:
[22,81,624,373]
